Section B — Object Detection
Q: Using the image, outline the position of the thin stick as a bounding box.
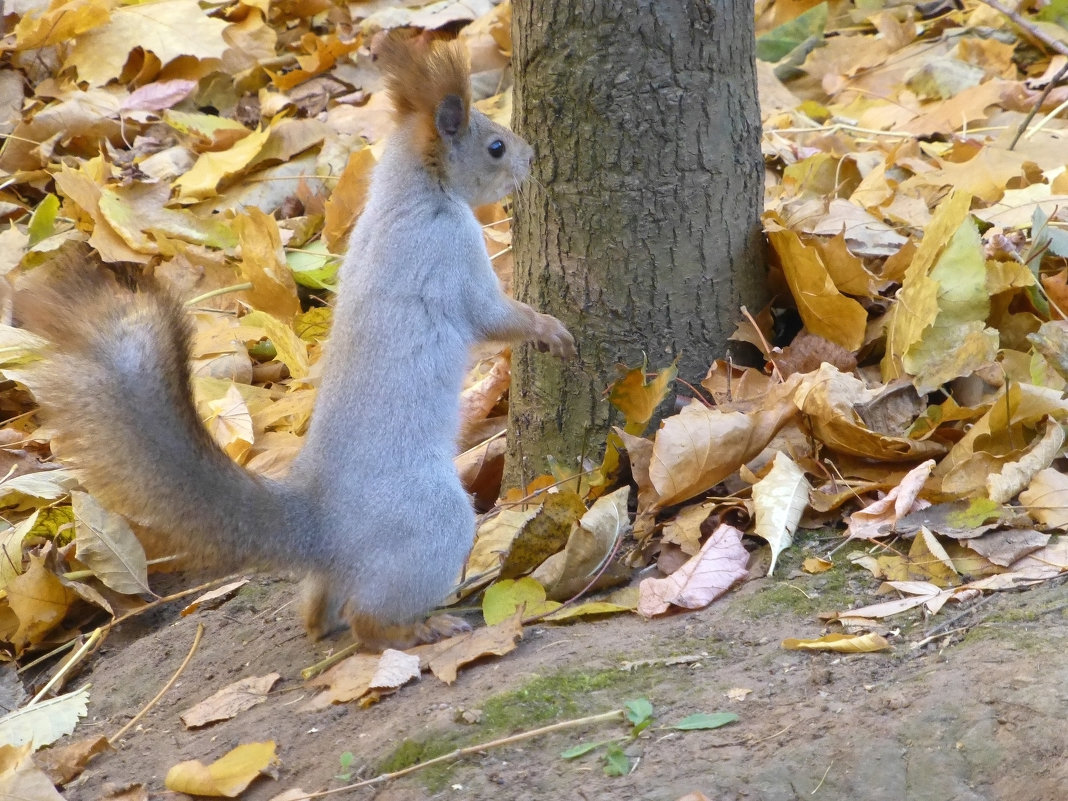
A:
[108,623,203,745]
[979,0,1068,56]
[286,709,625,799]
[28,629,103,702]
[1010,59,1068,149]
[301,641,361,681]
[184,282,254,306]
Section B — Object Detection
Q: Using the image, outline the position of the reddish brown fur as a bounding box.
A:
[375,33,471,178]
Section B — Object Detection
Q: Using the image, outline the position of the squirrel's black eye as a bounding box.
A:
[488,140,506,159]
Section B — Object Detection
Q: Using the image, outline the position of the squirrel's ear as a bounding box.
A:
[435,94,465,137]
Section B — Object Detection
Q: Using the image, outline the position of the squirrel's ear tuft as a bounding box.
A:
[376,33,471,134]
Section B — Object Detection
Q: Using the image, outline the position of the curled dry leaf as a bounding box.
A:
[845,459,935,541]
[781,632,891,653]
[637,524,750,618]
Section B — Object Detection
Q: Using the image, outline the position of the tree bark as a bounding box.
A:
[505,0,766,488]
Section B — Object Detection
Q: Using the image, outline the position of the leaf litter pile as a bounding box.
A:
[2,0,1068,795]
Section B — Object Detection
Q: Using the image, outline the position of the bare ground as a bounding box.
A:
[31,560,1068,801]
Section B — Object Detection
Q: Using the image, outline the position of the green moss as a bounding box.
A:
[741,565,857,620]
[374,664,658,790]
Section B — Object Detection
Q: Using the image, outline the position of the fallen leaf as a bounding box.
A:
[421,614,525,684]
[71,490,150,596]
[845,459,935,540]
[0,686,89,749]
[181,579,250,615]
[165,741,279,797]
[32,735,110,786]
[181,674,280,728]
[781,632,891,652]
[0,744,65,801]
[637,525,749,617]
[751,452,809,575]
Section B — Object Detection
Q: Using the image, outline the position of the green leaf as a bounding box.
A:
[560,741,603,760]
[602,744,630,777]
[482,577,560,625]
[28,194,60,247]
[670,712,739,730]
[756,3,827,62]
[623,698,653,726]
[287,239,340,291]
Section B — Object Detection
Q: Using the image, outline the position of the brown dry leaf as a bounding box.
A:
[174,126,272,202]
[648,389,799,509]
[0,744,64,801]
[792,364,944,461]
[180,579,250,616]
[234,208,301,321]
[165,741,279,797]
[966,529,1049,567]
[637,524,749,617]
[304,649,419,710]
[180,673,280,729]
[32,735,110,786]
[323,146,375,251]
[459,355,510,433]
[71,490,150,595]
[497,491,587,580]
[6,553,78,652]
[421,613,525,684]
[781,632,891,652]
[845,460,935,541]
[766,216,867,351]
[530,487,631,600]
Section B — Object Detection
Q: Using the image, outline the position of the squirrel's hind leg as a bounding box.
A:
[299,573,348,639]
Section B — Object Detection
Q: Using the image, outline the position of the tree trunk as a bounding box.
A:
[505,0,767,488]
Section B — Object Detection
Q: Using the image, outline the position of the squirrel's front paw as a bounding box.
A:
[533,313,576,359]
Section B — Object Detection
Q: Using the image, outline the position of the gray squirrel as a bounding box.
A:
[16,34,575,650]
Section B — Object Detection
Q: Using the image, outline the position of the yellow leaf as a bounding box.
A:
[165,742,278,797]
[483,578,560,624]
[174,127,272,201]
[608,359,678,435]
[882,190,972,380]
[781,632,891,652]
[323,147,375,252]
[6,554,77,651]
[239,311,309,380]
[14,0,112,51]
[72,490,150,595]
[234,208,301,321]
[66,0,231,86]
[204,384,254,461]
[767,220,867,351]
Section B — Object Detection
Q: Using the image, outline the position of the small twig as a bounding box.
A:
[1009,59,1068,149]
[922,593,996,639]
[184,282,254,306]
[28,629,103,702]
[911,626,967,649]
[109,623,203,745]
[979,0,1068,57]
[739,305,783,382]
[285,709,626,799]
[300,642,361,681]
[811,761,833,795]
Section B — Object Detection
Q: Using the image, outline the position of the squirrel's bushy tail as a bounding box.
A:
[15,250,296,568]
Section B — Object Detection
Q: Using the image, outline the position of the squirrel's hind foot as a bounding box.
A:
[350,612,471,652]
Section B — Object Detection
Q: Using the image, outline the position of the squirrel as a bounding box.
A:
[15,34,575,651]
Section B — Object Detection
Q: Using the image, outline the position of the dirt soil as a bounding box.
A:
[28,561,1068,801]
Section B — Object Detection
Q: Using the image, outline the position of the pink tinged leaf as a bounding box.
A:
[845,459,935,540]
[637,524,749,617]
[120,80,197,113]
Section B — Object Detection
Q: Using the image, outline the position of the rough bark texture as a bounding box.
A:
[505,0,766,488]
